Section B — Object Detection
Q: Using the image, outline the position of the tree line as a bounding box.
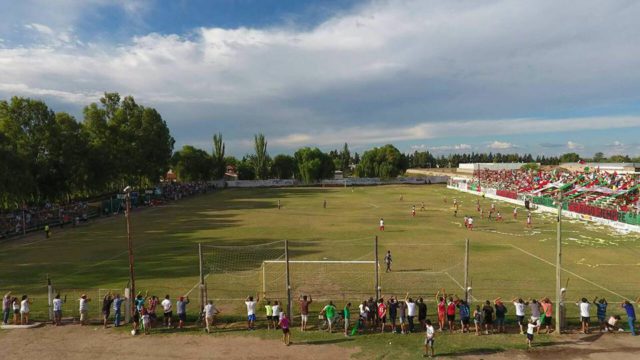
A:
[2,94,638,208]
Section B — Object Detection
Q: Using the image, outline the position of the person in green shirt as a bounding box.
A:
[264,300,273,330]
[321,301,337,333]
[343,303,351,336]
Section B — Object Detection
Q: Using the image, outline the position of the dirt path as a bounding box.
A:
[457,332,640,360]
[0,325,357,360]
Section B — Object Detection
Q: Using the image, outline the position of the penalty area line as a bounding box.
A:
[506,243,631,301]
[444,271,477,301]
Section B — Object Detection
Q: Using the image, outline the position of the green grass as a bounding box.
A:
[1,184,639,357]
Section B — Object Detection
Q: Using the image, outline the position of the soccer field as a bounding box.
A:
[1,184,639,321]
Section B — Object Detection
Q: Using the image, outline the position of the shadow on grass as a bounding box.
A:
[436,347,507,357]
[296,338,355,345]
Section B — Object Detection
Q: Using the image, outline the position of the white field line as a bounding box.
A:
[506,243,631,301]
[185,273,210,297]
[444,271,477,301]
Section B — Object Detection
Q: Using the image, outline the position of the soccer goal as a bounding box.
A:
[261,259,377,301]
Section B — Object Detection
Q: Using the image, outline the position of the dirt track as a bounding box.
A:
[0,325,356,360]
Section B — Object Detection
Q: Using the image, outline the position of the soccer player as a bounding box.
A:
[424,319,435,358]
[420,202,426,211]
[177,296,190,329]
[464,216,469,228]
[454,207,458,217]
[594,297,608,332]
[513,207,518,219]
[52,294,63,326]
[412,205,416,217]
[244,295,258,330]
[279,312,291,345]
[526,212,532,228]
[496,211,503,221]
[299,294,312,331]
[468,216,474,231]
[379,218,385,231]
[321,301,337,333]
[160,295,172,328]
[480,208,484,219]
[384,250,392,272]
[323,199,327,209]
[476,199,480,212]
[577,297,591,334]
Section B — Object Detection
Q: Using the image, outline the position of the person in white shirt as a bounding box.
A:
[271,300,281,329]
[511,298,527,334]
[577,297,591,334]
[20,295,31,325]
[203,300,219,333]
[161,295,172,328]
[245,295,259,330]
[526,319,536,349]
[53,294,63,326]
[467,217,474,230]
[406,298,417,333]
[424,319,435,357]
[379,218,385,231]
[79,294,90,325]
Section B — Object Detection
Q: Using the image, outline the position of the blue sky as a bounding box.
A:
[1,0,639,158]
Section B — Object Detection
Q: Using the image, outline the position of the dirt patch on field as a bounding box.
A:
[456,332,640,360]
[0,325,357,360]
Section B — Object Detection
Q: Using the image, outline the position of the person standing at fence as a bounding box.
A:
[102,293,114,328]
[436,292,446,332]
[417,297,427,330]
[446,296,457,333]
[299,294,312,331]
[622,300,636,336]
[494,298,507,333]
[160,295,172,328]
[2,291,10,325]
[53,294,63,326]
[177,296,190,329]
[343,302,351,336]
[321,301,337,333]
[407,297,417,333]
[20,295,31,325]
[388,297,398,333]
[113,294,124,327]
[264,300,273,330]
[482,300,494,335]
[12,297,20,325]
[79,294,90,326]
[203,300,219,333]
[148,295,159,327]
[244,295,258,330]
[594,297,608,332]
[576,298,591,334]
[458,300,471,333]
[271,300,281,329]
[378,298,387,333]
[540,298,553,334]
[384,251,392,272]
[512,298,526,334]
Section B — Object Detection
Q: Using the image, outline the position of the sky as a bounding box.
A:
[1,0,640,158]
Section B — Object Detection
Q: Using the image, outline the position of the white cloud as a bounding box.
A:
[423,144,472,151]
[0,0,640,152]
[567,141,584,150]
[487,141,517,150]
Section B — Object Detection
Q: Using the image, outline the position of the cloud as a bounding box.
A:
[567,141,584,150]
[423,144,472,152]
[0,0,640,153]
[487,141,517,150]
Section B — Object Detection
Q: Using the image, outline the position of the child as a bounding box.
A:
[473,305,482,335]
[141,307,151,335]
[264,300,273,330]
[605,315,621,332]
[279,312,291,345]
[424,319,435,358]
[526,319,536,349]
[52,294,63,326]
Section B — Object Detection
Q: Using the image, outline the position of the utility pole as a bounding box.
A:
[124,187,136,321]
[464,238,470,303]
[555,192,563,334]
[375,236,380,299]
[199,243,205,314]
[285,240,292,321]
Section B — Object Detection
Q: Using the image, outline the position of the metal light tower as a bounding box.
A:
[124,186,136,320]
[555,192,563,334]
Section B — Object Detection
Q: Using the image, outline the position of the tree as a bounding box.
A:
[559,152,581,163]
[271,154,296,179]
[237,156,256,180]
[253,134,270,180]
[212,133,226,179]
[593,152,605,162]
[355,144,406,179]
[339,143,351,172]
[294,147,335,183]
[608,154,631,163]
[171,145,212,181]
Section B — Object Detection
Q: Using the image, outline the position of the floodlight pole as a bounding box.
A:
[374,236,380,299]
[199,243,205,314]
[555,192,562,334]
[125,189,136,320]
[464,238,469,303]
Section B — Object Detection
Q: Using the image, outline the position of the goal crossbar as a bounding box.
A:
[263,260,376,264]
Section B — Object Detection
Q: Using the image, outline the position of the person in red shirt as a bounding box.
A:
[446,296,458,333]
[377,298,387,333]
[436,291,446,332]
